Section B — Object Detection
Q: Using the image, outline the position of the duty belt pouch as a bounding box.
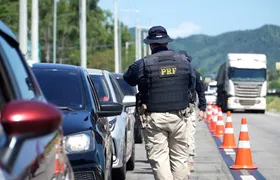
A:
[138,104,149,129]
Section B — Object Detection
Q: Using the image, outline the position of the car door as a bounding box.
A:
[86,73,112,170]
[0,31,65,179]
[108,75,133,159]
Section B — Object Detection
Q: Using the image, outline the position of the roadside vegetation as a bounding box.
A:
[267,70,280,112]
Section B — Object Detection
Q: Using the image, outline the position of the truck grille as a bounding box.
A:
[239,99,256,106]
[234,83,262,98]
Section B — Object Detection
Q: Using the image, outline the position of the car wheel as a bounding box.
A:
[112,139,126,180]
[126,141,135,171]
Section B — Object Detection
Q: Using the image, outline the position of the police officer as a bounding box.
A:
[178,50,206,172]
[123,26,194,180]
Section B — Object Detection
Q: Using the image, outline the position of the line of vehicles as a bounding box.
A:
[0,20,269,180]
[0,21,143,180]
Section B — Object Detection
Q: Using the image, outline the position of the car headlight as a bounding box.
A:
[109,118,117,131]
[64,132,94,154]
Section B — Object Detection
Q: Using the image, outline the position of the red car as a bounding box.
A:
[0,20,74,180]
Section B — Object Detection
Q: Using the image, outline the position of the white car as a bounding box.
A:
[205,81,217,104]
[87,69,136,180]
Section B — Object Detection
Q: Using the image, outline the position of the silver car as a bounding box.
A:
[87,69,136,180]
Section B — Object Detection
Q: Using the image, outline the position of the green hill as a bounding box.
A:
[130,25,280,76]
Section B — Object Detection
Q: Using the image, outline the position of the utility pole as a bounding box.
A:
[53,0,57,64]
[19,0,28,58]
[31,0,39,63]
[125,41,129,64]
[135,25,138,61]
[114,0,119,73]
[143,32,147,57]
[118,19,122,72]
[80,0,87,68]
[138,28,142,59]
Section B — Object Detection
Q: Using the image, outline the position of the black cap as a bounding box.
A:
[143,26,173,45]
[178,50,192,62]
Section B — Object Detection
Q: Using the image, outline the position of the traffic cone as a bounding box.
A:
[205,104,212,123]
[219,111,237,149]
[209,106,218,132]
[230,118,257,170]
[208,105,214,130]
[213,108,225,137]
[54,139,61,174]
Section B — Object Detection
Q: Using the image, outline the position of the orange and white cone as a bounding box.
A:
[213,107,225,137]
[209,106,218,132]
[230,118,257,170]
[205,104,212,123]
[219,111,237,149]
[54,139,61,174]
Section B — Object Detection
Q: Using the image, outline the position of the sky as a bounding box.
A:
[98,0,280,39]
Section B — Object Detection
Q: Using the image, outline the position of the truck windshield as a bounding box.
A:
[229,68,266,82]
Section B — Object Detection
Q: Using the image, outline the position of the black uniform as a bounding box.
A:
[191,69,206,112]
[178,50,206,112]
[123,46,193,112]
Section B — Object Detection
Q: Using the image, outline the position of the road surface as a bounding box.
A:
[126,112,280,180]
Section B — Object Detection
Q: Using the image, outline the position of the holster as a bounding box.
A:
[138,104,148,129]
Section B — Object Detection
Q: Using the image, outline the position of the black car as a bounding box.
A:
[111,73,143,144]
[0,20,74,179]
[32,63,123,180]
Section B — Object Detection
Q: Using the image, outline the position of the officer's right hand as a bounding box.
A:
[198,111,204,121]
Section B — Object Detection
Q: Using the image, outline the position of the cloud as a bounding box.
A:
[167,22,201,39]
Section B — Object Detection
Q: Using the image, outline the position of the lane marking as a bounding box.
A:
[224,149,236,155]
[266,112,280,117]
[240,175,256,180]
[205,121,266,180]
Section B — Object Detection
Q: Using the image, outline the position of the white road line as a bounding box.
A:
[266,112,280,117]
[224,148,235,155]
[240,175,256,180]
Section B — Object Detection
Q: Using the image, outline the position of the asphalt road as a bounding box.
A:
[230,112,280,180]
[126,112,280,180]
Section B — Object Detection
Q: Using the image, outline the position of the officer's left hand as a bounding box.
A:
[198,111,204,121]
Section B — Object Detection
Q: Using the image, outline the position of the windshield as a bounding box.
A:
[229,68,266,82]
[32,69,85,109]
[115,77,136,96]
[90,75,113,102]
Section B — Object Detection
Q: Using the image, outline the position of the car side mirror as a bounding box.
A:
[97,101,123,117]
[1,100,62,136]
[122,95,136,108]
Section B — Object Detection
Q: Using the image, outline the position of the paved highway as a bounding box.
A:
[231,112,280,180]
[126,111,280,180]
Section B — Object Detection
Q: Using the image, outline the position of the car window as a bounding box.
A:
[86,75,101,110]
[109,75,123,103]
[90,74,113,102]
[114,77,136,96]
[32,69,86,110]
[0,36,36,100]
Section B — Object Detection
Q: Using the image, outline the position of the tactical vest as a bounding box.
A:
[138,50,191,112]
[189,69,197,103]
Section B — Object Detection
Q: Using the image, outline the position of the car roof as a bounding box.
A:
[111,72,123,78]
[87,68,110,76]
[0,20,17,41]
[32,63,82,71]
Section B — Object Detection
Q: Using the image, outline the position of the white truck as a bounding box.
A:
[216,53,267,113]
